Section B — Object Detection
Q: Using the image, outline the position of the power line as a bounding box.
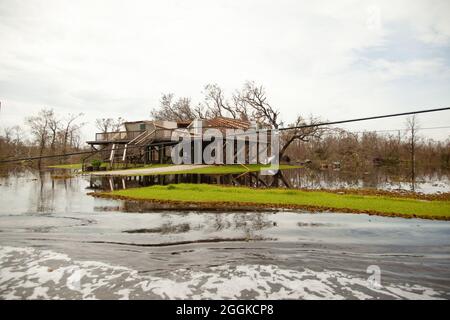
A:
[341,125,450,135]
[218,107,450,138]
[201,107,450,137]
[0,149,97,163]
[0,142,178,164]
[277,107,450,131]
[1,107,449,164]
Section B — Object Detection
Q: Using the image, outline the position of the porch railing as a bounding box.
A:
[95,130,144,142]
[94,128,188,143]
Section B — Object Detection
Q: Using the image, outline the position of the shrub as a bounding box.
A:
[91,159,102,168]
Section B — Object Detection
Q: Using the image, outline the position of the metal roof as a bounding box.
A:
[204,117,250,130]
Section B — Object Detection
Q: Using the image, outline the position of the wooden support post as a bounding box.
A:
[144,146,148,165]
[110,144,116,167]
[122,144,127,161]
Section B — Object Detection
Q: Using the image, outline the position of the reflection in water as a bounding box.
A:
[124,223,191,234]
[1,168,450,299]
[1,166,449,217]
[120,212,275,242]
[0,168,106,214]
[204,212,275,240]
[89,166,450,194]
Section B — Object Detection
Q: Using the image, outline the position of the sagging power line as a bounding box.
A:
[0,106,449,164]
[338,125,450,135]
[277,107,450,132]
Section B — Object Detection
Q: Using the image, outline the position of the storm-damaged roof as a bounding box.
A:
[204,117,251,130]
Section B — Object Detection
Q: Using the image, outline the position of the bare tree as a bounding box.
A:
[151,83,271,123]
[151,94,204,121]
[204,84,227,118]
[10,126,22,147]
[95,118,114,133]
[3,127,13,144]
[112,117,125,132]
[150,82,326,159]
[151,84,253,122]
[203,83,250,120]
[26,109,54,167]
[61,113,85,158]
[0,126,25,159]
[48,115,61,154]
[279,116,326,159]
[230,90,250,121]
[236,81,326,159]
[239,81,281,129]
[95,117,124,133]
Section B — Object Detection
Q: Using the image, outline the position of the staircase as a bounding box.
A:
[109,130,157,166]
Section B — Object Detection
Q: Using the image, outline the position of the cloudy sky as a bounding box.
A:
[0,0,449,141]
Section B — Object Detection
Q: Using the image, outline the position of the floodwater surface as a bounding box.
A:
[0,168,449,299]
[88,166,450,194]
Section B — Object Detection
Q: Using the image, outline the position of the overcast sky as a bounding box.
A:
[0,0,449,141]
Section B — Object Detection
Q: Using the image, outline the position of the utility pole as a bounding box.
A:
[406,115,418,192]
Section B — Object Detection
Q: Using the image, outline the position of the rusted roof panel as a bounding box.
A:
[205,117,250,130]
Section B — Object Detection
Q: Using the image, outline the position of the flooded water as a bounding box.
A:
[88,166,450,195]
[0,168,450,299]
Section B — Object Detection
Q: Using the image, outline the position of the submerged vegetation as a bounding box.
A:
[93,183,450,220]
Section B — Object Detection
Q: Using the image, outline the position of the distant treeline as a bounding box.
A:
[286,129,450,170]
[1,81,449,171]
[0,109,86,166]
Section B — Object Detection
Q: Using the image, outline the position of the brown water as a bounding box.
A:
[0,168,449,299]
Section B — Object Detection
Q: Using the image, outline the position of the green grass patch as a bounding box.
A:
[48,163,84,169]
[104,183,450,219]
[49,162,109,170]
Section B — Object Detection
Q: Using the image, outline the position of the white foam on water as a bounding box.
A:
[0,246,445,300]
